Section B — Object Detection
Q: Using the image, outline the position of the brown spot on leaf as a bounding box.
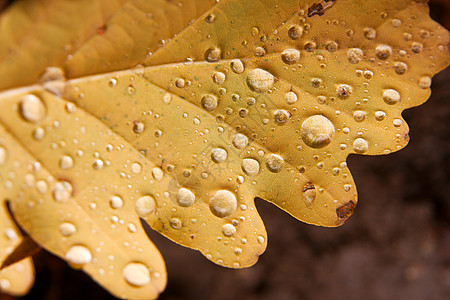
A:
[307,0,336,17]
[336,200,356,220]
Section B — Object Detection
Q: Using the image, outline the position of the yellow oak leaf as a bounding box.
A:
[0,0,448,299]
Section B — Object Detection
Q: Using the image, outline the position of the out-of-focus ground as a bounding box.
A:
[0,1,449,300]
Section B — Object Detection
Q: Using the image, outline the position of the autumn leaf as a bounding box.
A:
[0,0,449,299]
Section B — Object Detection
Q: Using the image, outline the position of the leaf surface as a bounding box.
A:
[0,0,449,299]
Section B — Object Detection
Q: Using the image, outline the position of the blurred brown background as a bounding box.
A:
[0,1,449,300]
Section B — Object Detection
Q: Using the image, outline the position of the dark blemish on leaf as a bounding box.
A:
[307,0,336,17]
[336,200,356,220]
[97,24,107,35]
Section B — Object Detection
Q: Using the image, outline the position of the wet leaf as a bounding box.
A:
[0,0,449,299]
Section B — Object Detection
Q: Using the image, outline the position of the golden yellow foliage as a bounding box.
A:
[0,0,448,298]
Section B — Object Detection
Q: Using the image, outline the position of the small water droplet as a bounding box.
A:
[230,59,244,74]
[288,25,303,40]
[241,158,260,176]
[0,146,7,166]
[336,84,352,99]
[375,111,386,121]
[363,27,377,40]
[212,72,226,84]
[201,94,218,111]
[411,42,423,53]
[375,44,392,59]
[205,47,221,62]
[211,148,228,163]
[285,91,298,104]
[325,41,338,52]
[383,89,401,104]
[418,76,431,89]
[53,181,73,202]
[131,162,142,174]
[110,196,124,209]
[347,48,364,64]
[170,218,182,229]
[232,133,248,149]
[59,155,74,170]
[393,119,403,127]
[281,48,301,65]
[152,167,164,181]
[266,154,284,173]
[394,61,408,75]
[353,110,366,122]
[92,159,104,170]
[59,222,77,236]
[254,46,266,56]
[209,190,237,218]
[133,122,145,133]
[221,224,236,237]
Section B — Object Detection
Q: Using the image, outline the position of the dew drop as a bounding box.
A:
[201,94,218,111]
[209,190,237,218]
[257,235,265,244]
[300,115,335,148]
[273,109,291,125]
[176,188,195,207]
[288,25,303,40]
[232,133,248,149]
[411,42,423,53]
[383,89,401,105]
[302,183,316,206]
[19,94,46,123]
[375,111,386,121]
[419,76,432,89]
[254,46,266,56]
[110,196,124,209]
[325,41,338,52]
[170,218,182,229]
[175,78,185,88]
[59,155,74,170]
[92,159,104,170]
[205,47,221,62]
[265,154,284,173]
[393,119,403,127]
[230,59,244,74]
[394,62,408,75]
[33,127,45,140]
[133,122,145,133]
[246,68,275,93]
[353,138,369,153]
[363,27,377,40]
[123,263,151,287]
[152,167,164,181]
[131,162,142,174]
[285,91,298,104]
[221,224,236,237]
[347,48,364,64]
[65,245,92,265]
[353,111,366,122]
[135,195,156,217]
[211,148,228,163]
[375,44,392,59]
[53,181,73,202]
[59,222,77,236]
[205,14,215,23]
[212,72,226,84]
[241,158,260,176]
[281,49,301,65]
[336,84,352,99]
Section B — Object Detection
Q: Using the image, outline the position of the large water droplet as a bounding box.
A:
[382,89,401,104]
[288,25,303,40]
[110,196,124,209]
[19,94,46,123]
[336,84,352,99]
[375,44,392,59]
[221,224,236,237]
[273,109,291,125]
[135,195,156,217]
[265,154,284,173]
[201,94,218,111]
[241,158,260,176]
[281,49,301,65]
[230,59,244,74]
[152,167,164,181]
[246,68,275,93]
[232,133,248,149]
[209,190,237,218]
[347,48,364,64]
[123,262,151,287]
[211,148,228,163]
[285,91,298,105]
[176,188,195,207]
[353,138,369,153]
[59,155,74,170]
[300,115,335,148]
[53,181,73,202]
[65,245,92,265]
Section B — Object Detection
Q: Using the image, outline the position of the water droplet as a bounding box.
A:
[383,89,401,104]
[59,155,74,170]
[108,78,117,87]
[65,102,76,114]
[419,76,431,89]
[257,235,265,244]
[311,78,322,88]
[170,218,182,229]
[336,84,352,99]
[0,146,6,166]
[394,62,408,75]
[281,49,301,65]
[254,46,266,56]
[131,162,142,174]
[375,44,392,59]
[205,14,215,23]
[246,68,275,93]
[221,224,236,237]
[176,188,195,207]
[32,127,45,140]
[363,70,373,79]
[135,195,156,217]
[65,245,92,265]
[288,25,303,40]
[375,111,386,121]
[110,196,124,209]
[241,158,260,176]
[19,94,46,123]
[133,122,145,133]
[209,190,237,218]
[266,154,284,173]
[205,47,221,62]
[230,59,244,74]
[392,19,402,27]
[212,72,226,84]
[201,94,218,111]
[304,41,316,52]
[347,48,364,64]
[325,41,338,52]
[273,109,291,125]
[59,222,77,236]
[302,183,316,206]
[353,111,366,122]
[285,91,298,104]
[211,148,228,163]
[393,119,403,127]
[4,228,17,241]
[53,181,73,202]
[411,42,423,53]
[152,167,164,181]
[301,115,335,148]
[234,248,242,256]
[232,133,248,149]
[123,263,150,287]
[353,138,369,153]
[92,159,104,170]
[363,27,377,40]
[175,78,185,88]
